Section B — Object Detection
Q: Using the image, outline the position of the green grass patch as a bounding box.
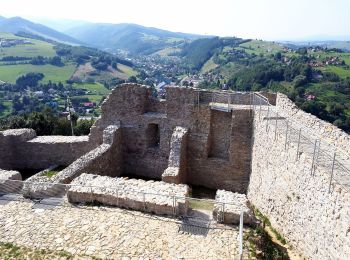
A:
[237,40,285,56]
[0,241,74,259]
[320,66,350,79]
[41,166,66,178]
[0,63,76,84]
[200,56,219,74]
[72,82,110,95]
[73,94,105,104]
[0,33,56,58]
[153,47,181,56]
[252,205,287,245]
[189,199,214,211]
[244,226,289,259]
[0,100,12,117]
[117,63,137,77]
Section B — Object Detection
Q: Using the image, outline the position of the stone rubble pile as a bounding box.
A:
[68,173,189,215]
[213,189,255,225]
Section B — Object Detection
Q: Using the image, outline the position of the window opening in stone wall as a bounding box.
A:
[147,123,160,148]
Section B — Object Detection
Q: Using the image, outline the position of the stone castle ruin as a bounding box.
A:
[1,83,350,259]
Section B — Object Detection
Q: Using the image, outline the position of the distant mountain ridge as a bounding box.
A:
[0,16,81,45]
[63,22,209,54]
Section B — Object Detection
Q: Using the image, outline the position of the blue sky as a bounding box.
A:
[1,0,350,40]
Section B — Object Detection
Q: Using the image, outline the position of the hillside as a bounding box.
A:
[0,32,136,117]
[281,40,350,52]
[0,17,81,45]
[64,23,206,54]
[190,39,350,132]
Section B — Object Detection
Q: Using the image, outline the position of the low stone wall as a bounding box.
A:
[213,190,254,225]
[23,125,122,198]
[0,129,36,169]
[0,169,22,194]
[248,109,350,259]
[162,127,188,184]
[68,173,189,216]
[0,128,91,170]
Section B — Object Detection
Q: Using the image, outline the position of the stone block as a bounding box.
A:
[213,190,255,225]
[0,169,22,194]
[67,173,189,216]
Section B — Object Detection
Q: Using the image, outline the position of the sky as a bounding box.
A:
[1,0,350,40]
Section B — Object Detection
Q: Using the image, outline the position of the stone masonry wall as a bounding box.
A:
[68,173,189,216]
[0,129,36,170]
[162,127,188,184]
[276,93,350,158]
[53,125,122,184]
[248,105,350,259]
[0,129,91,171]
[187,108,253,193]
[87,84,253,192]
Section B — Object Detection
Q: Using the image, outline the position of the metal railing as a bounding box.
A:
[0,178,245,223]
[253,92,350,193]
[238,211,244,260]
[194,89,350,193]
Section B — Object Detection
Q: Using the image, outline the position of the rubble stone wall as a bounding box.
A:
[187,108,253,193]
[162,127,188,184]
[0,129,91,171]
[88,84,253,192]
[248,105,350,259]
[68,173,189,216]
[53,125,122,184]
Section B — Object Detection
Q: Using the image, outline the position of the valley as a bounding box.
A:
[0,15,350,135]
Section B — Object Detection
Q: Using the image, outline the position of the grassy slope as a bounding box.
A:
[311,51,350,78]
[0,63,76,83]
[116,63,137,77]
[237,40,285,55]
[0,100,12,117]
[200,57,219,74]
[0,32,56,58]
[72,82,110,95]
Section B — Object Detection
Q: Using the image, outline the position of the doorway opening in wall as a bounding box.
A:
[147,123,160,148]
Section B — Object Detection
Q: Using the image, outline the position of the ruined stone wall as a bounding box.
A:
[162,127,188,184]
[0,129,91,171]
[68,173,189,216]
[208,110,232,160]
[276,93,350,157]
[52,125,122,184]
[248,104,350,259]
[88,84,253,191]
[187,108,252,193]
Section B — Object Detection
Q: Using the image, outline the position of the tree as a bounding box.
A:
[128,76,138,83]
[49,56,64,67]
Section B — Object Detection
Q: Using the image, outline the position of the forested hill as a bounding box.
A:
[0,16,81,45]
[179,37,249,70]
[188,39,350,133]
[64,23,207,54]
